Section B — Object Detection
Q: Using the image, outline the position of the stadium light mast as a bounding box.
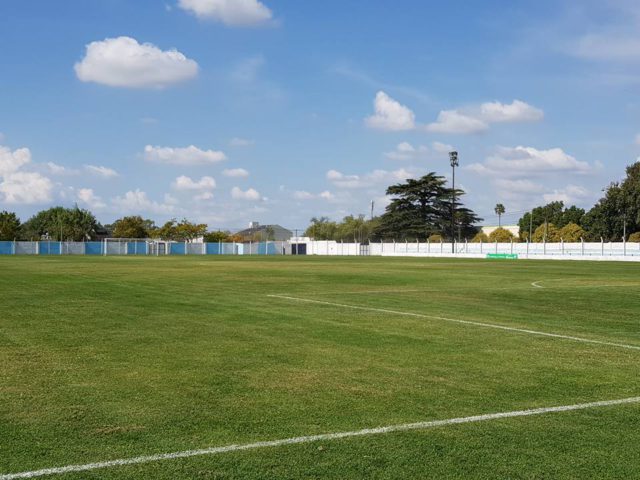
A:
[449,151,459,254]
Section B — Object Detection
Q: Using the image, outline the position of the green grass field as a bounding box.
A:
[1,256,640,479]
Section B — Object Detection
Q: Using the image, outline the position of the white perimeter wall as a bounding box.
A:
[300,240,640,261]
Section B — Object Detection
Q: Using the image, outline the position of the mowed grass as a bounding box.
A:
[1,255,639,479]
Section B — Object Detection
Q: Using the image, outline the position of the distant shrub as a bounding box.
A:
[488,227,514,243]
[428,234,443,242]
[531,223,560,242]
[629,232,640,242]
[559,223,586,242]
[471,232,489,243]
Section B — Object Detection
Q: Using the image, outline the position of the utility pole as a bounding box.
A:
[449,151,459,254]
[529,212,533,242]
[370,200,374,220]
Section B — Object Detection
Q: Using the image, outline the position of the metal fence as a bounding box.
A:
[0,241,290,256]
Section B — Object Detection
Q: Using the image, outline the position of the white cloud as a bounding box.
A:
[229,137,254,147]
[292,190,335,201]
[77,188,106,209]
[222,168,249,178]
[494,178,545,195]
[173,175,216,191]
[0,145,31,175]
[74,36,198,89]
[231,186,261,200]
[112,189,178,215]
[432,141,455,154]
[178,0,273,26]
[194,191,214,201]
[471,146,592,175]
[45,162,74,175]
[365,91,416,131]
[85,165,118,178]
[144,145,226,165]
[543,185,592,204]
[327,168,414,189]
[0,171,53,204]
[293,190,314,200]
[384,142,428,161]
[425,109,489,134]
[480,100,544,123]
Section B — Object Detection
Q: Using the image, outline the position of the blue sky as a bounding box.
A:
[1,0,639,230]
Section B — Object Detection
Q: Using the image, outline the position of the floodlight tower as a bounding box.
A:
[449,151,459,253]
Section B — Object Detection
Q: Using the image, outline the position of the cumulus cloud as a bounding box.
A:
[74,37,198,88]
[231,186,261,200]
[0,171,53,204]
[327,168,413,189]
[425,110,489,134]
[432,141,455,154]
[479,100,544,123]
[85,165,118,178]
[468,146,592,176]
[0,145,31,175]
[144,145,226,165]
[365,91,416,131]
[222,168,249,178]
[293,190,335,201]
[173,175,216,191]
[112,189,178,214]
[543,185,592,204]
[384,142,428,160]
[178,0,273,26]
[77,188,106,209]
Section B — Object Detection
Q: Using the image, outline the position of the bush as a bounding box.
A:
[428,234,443,242]
[558,223,586,242]
[629,232,640,242]
[488,227,514,243]
[471,232,489,243]
[531,223,560,242]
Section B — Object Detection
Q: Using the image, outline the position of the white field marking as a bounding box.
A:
[267,295,640,351]
[531,280,640,290]
[2,397,640,480]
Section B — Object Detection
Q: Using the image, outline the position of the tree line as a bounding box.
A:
[305,161,640,243]
[0,207,239,242]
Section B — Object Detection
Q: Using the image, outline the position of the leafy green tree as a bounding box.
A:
[583,162,640,241]
[471,232,489,243]
[0,211,21,240]
[374,173,481,241]
[494,203,505,227]
[489,227,514,242]
[559,223,586,242]
[112,216,155,238]
[428,234,443,242]
[203,231,232,242]
[304,217,338,240]
[21,206,99,241]
[154,219,207,241]
[518,201,585,240]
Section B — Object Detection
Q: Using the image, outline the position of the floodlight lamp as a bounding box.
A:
[449,151,459,167]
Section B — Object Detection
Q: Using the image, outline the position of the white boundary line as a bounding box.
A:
[531,281,545,288]
[2,397,639,479]
[267,295,640,351]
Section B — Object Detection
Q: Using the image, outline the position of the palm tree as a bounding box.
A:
[494,203,506,227]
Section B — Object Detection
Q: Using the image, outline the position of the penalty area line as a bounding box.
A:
[2,397,640,479]
[267,294,640,352]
